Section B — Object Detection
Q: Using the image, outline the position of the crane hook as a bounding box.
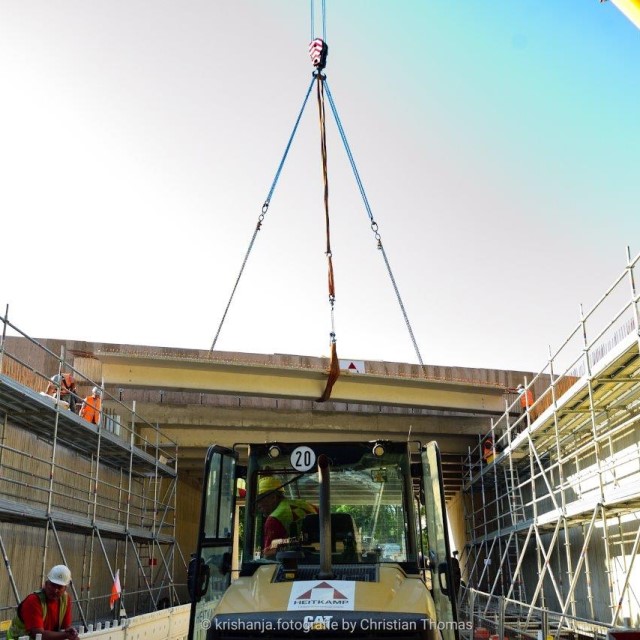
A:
[309,38,328,70]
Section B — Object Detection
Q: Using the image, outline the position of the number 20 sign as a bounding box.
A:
[290,446,316,472]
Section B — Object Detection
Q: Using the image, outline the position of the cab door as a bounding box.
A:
[422,441,458,640]
[188,445,237,640]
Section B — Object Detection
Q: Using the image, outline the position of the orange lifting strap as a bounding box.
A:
[313,61,340,403]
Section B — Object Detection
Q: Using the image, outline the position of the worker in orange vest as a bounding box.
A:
[79,387,102,425]
[45,373,78,413]
[517,384,534,413]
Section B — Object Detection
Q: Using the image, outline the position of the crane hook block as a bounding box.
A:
[309,38,329,70]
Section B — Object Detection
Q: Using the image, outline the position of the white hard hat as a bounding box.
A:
[47,564,72,586]
[92,386,101,396]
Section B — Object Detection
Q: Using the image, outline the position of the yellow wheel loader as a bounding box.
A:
[188,440,459,640]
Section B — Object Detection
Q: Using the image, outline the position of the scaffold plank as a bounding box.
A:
[0,374,176,477]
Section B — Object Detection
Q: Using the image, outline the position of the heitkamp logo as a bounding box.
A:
[295,582,348,604]
[287,580,355,611]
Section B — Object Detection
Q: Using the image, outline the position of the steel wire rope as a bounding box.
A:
[310,0,327,42]
[209,76,316,352]
[324,81,426,368]
[322,0,327,42]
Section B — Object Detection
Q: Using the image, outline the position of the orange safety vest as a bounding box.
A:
[80,395,101,424]
[520,389,534,409]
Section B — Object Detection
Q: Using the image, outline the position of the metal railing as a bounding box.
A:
[0,307,186,627]
[461,248,640,631]
[463,589,614,640]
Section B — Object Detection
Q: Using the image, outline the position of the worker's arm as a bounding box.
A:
[263,539,288,558]
[263,517,287,557]
[29,628,78,640]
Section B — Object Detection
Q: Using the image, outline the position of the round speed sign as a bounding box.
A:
[290,446,316,472]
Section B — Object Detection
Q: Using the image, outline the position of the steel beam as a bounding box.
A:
[98,353,507,414]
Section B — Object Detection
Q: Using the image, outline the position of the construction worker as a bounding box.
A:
[255,476,317,557]
[517,384,534,417]
[482,435,496,464]
[79,387,102,425]
[7,564,79,640]
[45,374,78,413]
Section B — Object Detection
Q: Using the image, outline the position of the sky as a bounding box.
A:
[1,1,639,374]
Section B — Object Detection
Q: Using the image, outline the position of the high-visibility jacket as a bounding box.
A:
[7,590,69,639]
[80,395,101,424]
[482,438,495,462]
[264,499,317,549]
[519,389,534,410]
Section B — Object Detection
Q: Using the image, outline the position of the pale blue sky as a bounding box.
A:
[1,1,638,373]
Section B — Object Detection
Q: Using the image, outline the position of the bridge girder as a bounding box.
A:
[98,352,509,415]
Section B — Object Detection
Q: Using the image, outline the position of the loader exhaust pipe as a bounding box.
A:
[317,454,334,579]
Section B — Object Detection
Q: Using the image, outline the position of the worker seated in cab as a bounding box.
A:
[255,476,317,558]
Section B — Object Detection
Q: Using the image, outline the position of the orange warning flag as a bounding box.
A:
[109,569,121,610]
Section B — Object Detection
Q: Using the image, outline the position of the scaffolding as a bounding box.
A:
[0,308,184,628]
[460,248,640,640]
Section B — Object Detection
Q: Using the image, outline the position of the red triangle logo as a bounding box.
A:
[295,581,348,601]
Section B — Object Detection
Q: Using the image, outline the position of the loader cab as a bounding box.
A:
[244,441,419,573]
[188,440,457,640]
